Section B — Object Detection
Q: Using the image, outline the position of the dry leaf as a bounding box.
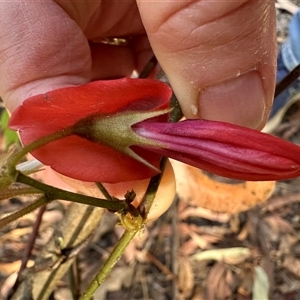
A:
[264,215,295,236]
[179,206,230,223]
[0,227,32,243]
[238,263,254,297]
[180,238,201,256]
[282,255,300,277]
[0,272,18,299]
[192,247,251,265]
[252,266,269,300]
[172,160,275,214]
[0,260,34,275]
[189,231,220,250]
[178,255,195,299]
[260,256,274,295]
[205,263,232,300]
[93,266,134,300]
[279,234,299,254]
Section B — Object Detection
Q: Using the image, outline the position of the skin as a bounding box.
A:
[0,1,277,219]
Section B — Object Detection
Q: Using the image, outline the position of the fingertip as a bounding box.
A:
[198,71,268,129]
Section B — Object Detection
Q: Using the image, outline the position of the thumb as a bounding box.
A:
[138,1,276,129]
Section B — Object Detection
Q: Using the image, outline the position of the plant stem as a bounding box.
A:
[69,258,81,300]
[140,158,167,218]
[275,63,300,97]
[95,182,113,201]
[15,172,127,211]
[139,55,158,79]
[79,157,167,299]
[0,186,42,201]
[79,229,137,300]
[20,205,46,272]
[0,196,48,229]
[8,127,74,176]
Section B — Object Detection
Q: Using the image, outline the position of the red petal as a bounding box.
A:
[9,78,171,183]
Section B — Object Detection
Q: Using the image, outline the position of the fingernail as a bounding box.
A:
[198,71,266,129]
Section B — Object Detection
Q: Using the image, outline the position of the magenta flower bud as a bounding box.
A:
[134,119,300,181]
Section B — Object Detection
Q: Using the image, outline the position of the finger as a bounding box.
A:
[0,1,141,113]
[89,35,153,80]
[0,2,174,206]
[138,1,276,129]
[0,1,92,112]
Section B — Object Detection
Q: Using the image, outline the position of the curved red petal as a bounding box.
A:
[9,78,171,138]
[9,78,171,182]
[29,136,161,183]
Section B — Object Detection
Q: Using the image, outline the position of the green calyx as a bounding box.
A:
[73,109,171,171]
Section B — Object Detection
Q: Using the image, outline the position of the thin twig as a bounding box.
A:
[8,127,74,176]
[96,182,113,201]
[171,196,180,299]
[275,63,300,97]
[79,159,168,299]
[69,258,81,300]
[8,205,46,298]
[0,172,127,229]
[16,172,127,211]
[138,56,158,79]
[79,229,138,300]
[0,186,42,201]
[0,196,48,229]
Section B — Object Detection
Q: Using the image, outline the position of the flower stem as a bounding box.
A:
[79,158,167,299]
[79,229,138,300]
[0,186,42,201]
[15,172,127,211]
[0,195,48,229]
[95,182,113,201]
[140,157,167,218]
[8,127,74,176]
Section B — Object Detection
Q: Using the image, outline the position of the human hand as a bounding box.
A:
[0,0,276,129]
[0,1,277,220]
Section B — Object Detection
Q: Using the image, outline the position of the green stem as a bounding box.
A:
[95,182,113,201]
[139,55,157,79]
[0,186,42,201]
[79,229,137,300]
[8,127,74,176]
[0,196,48,228]
[79,158,167,300]
[16,172,127,211]
[140,157,167,218]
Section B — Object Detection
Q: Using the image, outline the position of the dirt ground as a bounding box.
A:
[1,2,300,300]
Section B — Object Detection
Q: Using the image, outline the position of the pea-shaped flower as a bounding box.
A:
[9,78,300,183]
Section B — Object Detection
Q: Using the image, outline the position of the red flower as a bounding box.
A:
[9,78,171,183]
[9,78,300,183]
